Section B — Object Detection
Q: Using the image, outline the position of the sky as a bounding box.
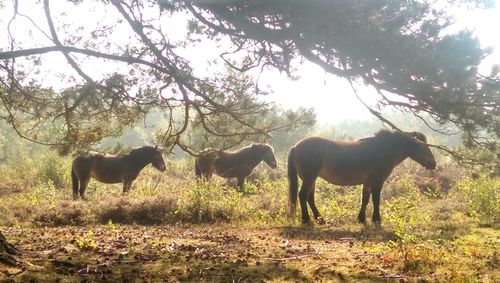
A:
[1,1,499,124]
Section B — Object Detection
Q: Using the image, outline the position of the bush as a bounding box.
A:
[36,151,70,189]
[316,182,360,225]
[177,180,244,223]
[385,185,434,273]
[386,188,430,243]
[244,179,288,224]
[453,175,500,226]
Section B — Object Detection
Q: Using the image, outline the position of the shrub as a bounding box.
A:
[74,230,98,251]
[177,180,244,223]
[316,183,360,225]
[244,179,288,224]
[383,175,418,200]
[385,187,433,273]
[15,180,59,208]
[453,175,500,226]
[386,189,430,243]
[36,151,70,189]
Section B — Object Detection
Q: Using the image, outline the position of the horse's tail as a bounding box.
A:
[287,147,298,221]
[195,159,202,178]
[71,164,79,199]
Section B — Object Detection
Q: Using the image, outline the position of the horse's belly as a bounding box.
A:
[318,169,368,186]
[216,166,252,178]
[90,171,122,184]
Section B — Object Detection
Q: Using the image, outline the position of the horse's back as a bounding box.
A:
[291,136,337,161]
[292,136,383,163]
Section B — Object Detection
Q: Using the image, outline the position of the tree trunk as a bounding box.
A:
[0,231,19,266]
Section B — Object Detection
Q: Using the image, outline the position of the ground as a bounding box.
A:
[1,223,498,282]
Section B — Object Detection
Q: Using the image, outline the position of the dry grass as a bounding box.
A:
[0,157,498,281]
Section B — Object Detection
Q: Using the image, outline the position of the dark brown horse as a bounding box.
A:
[195,143,277,190]
[71,146,166,199]
[288,130,436,224]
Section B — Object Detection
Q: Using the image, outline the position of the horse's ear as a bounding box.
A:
[409,132,427,143]
[155,145,158,150]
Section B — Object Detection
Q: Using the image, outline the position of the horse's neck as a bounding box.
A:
[241,149,263,168]
[387,139,411,167]
[392,153,409,167]
[126,153,151,171]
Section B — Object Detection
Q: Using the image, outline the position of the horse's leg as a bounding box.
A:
[72,169,79,200]
[299,177,316,224]
[204,173,212,180]
[195,161,202,178]
[307,182,324,224]
[371,183,383,224]
[79,177,90,200]
[122,181,132,195]
[357,184,371,223]
[237,176,245,192]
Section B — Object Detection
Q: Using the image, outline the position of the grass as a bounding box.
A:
[0,158,499,282]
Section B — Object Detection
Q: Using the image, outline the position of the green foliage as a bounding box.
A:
[243,179,288,224]
[178,180,244,223]
[386,176,430,243]
[107,219,117,231]
[386,187,430,244]
[316,183,360,225]
[37,151,70,189]
[74,230,97,251]
[384,179,438,273]
[454,175,500,226]
[16,180,59,208]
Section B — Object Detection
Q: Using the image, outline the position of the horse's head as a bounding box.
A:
[405,132,436,170]
[150,146,167,172]
[253,143,277,169]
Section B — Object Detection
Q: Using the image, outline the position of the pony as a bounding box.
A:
[71,146,166,199]
[287,130,436,224]
[195,143,277,190]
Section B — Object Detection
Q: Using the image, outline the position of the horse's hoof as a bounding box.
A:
[357,216,366,223]
[316,217,326,225]
[301,219,313,226]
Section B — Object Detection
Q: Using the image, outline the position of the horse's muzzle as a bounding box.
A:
[157,164,167,172]
[426,161,436,170]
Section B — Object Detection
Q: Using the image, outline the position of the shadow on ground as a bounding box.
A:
[277,224,396,243]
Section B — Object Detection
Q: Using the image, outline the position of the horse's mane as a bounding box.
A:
[410,132,428,143]
[222,143,272,156]
[128,146,158,157]
[373,130,428,144]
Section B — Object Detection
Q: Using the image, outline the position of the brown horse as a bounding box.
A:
[288,130,436,224]
[195,143,277,190]
[71,146,166,199]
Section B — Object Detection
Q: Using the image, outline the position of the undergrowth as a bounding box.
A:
[0,156,498,281]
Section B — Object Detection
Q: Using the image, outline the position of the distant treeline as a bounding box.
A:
[0,109,462,162]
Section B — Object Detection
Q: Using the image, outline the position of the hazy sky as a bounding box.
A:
[1,1,499,123]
